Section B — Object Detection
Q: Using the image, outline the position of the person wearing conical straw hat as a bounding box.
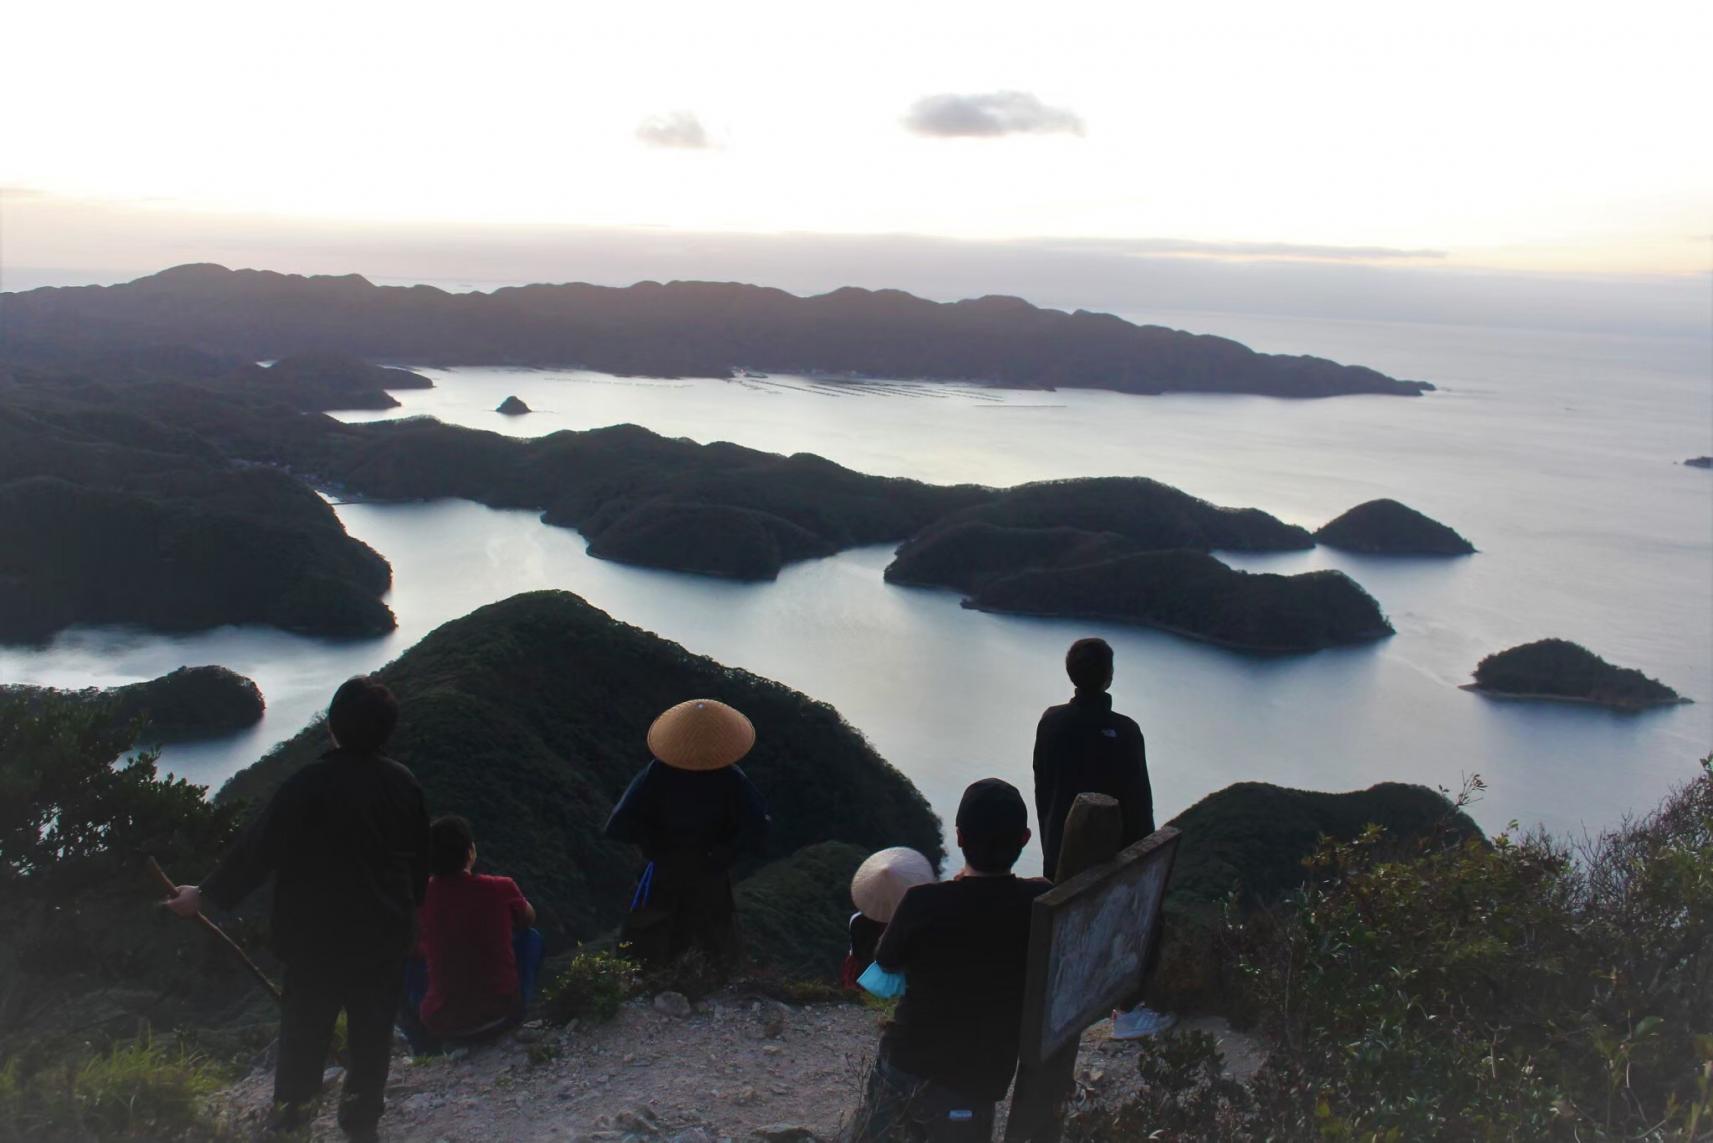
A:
[603,699,770,970]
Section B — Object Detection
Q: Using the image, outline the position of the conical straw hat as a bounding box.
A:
[851,846,936,923]
[647,699,756,772]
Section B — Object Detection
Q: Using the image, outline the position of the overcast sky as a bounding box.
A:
[3,0,1709,322]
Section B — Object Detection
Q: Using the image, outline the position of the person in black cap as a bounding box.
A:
[852,778,1050,1142]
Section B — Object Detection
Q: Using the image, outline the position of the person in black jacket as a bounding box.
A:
[1032,637,1174,1038]
[1033,637,1153,881]
[164,677,430,1140]
[604,699,769,970]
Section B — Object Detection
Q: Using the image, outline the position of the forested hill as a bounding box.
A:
[0,386,396,643]
[0,264,1432,398]
[217,590,945,944]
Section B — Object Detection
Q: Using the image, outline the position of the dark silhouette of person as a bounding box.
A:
[1032,637,1174,1039]
[852,778,1051,1142]
[1032,637,1153,881]
[164,676,430,1141]
[604,699,769,970]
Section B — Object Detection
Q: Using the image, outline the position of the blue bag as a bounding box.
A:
[857,961,907,999]
[629,861,655,910]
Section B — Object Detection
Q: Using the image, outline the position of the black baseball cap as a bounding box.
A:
[956,778,1028,844]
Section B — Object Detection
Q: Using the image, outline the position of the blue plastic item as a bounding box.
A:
[857,961,907,999]
[630,861,655,910]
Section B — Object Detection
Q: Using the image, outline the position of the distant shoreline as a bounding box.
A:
[0,263,1436,400]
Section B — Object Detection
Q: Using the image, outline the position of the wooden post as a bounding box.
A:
[1006,794,1122,1142]
[1051,793,1124,884]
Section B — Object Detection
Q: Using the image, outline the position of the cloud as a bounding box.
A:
[635,111,710,150]
[904,91,1084,138]
[1034,236,1448,261]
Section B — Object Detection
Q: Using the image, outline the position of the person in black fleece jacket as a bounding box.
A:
[164,677,430,1141]
[1032,637,1153,882]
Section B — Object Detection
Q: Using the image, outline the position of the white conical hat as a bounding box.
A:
[851,846,936,923]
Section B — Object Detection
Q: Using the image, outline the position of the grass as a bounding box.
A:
[0,1036,234,1142]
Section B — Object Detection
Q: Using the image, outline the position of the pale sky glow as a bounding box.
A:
[4,0,1711,280]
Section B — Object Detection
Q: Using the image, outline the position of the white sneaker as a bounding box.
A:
[1111,1005,1177,1039]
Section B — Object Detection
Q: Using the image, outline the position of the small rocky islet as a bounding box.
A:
[1464,638,1687,712]
[1314,498,1475,555]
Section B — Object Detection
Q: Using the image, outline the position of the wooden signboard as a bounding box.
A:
[1017,825,1181,1067]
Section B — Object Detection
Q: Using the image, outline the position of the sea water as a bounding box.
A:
[3,310,1708,867]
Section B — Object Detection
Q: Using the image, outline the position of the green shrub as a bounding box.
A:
[0,691,248,1047]
[539,951,640,1024]
[0,1036,232,1141]
[1076,761,1713,1140]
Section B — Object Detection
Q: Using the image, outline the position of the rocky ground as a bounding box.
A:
[215,991,1263,1142]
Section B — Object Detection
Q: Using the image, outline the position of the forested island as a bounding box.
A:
[296,417,990,580]
[0,370,396,643]
[1686,456,1712,469]
[882,481,1386,651]
[886,521,1139,592]
[293,430,1387,646]
[1465,639,1687,711]
[965,551,1392,652]
[1,264,1433,398]
[247,353,432,411]
[885,477,1314,590]
[219,590,942,953]
[1,666,264,742]
[0,337,1413,643]
[899,477,1316,556]
[1314,498,1475,555]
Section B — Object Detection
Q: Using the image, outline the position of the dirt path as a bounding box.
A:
[216,992,1264,1141]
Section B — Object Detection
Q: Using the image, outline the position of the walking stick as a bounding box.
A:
[148,856,283,1005]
